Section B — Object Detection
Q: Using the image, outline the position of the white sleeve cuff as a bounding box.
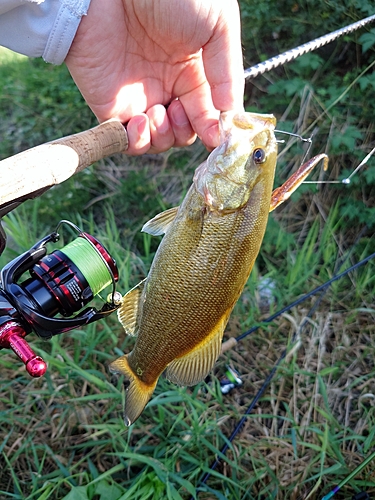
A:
[0,0,92,65]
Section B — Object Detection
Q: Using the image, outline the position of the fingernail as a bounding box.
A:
[205,123,220,149]
[137,116,147,136]
[154,110,170,135]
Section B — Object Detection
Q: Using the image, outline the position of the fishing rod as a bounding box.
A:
[1,13,373,253]
[222,247,375,353]
[195,248,375,496]
[321,450,375,499]
[192,13,375,496]
[0,7,373,496]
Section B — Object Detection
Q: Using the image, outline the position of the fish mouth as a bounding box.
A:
[193,111,278,212]
[219,111,276,140]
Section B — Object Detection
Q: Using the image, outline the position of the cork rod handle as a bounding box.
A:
[0,120,128,206]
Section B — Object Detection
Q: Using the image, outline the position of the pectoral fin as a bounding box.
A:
[118,279,146,336]
[142,206,179,236]
[165,318,226,386]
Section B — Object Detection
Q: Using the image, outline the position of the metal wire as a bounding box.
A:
[244,14,375,80]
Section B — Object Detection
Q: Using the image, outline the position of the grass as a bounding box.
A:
[1,8,375,499]
[1,208,374,500]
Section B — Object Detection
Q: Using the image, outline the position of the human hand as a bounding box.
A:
[65,0,244,155]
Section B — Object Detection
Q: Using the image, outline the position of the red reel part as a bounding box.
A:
[0,321,47,377]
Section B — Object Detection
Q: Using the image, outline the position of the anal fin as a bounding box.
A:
[165,318,226,387]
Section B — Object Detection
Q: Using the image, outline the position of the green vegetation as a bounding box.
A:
[1,2,375,498]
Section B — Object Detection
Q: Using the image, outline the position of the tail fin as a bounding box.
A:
[109,355,157,426]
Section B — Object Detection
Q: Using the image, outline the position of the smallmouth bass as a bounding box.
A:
[109,111,327,426]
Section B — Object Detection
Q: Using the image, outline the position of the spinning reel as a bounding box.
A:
[0,220,121,377]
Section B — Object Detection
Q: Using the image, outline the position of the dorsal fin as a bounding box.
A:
[165,317,226,386]
[141,206,179,236]
[117,279,146,336]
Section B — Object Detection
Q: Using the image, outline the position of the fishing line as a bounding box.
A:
[275,130,313,144]
[54,220,118,300]
[275,129,314,164]
[244,14,375,80]
[245,15,375,188]
[195,248,375,495]
[60,238,112,296]
[303,145,375,185]
[276,120,375,186]
[194,10,375,499]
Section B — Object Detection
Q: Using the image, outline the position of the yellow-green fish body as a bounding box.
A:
[110,111,278,425]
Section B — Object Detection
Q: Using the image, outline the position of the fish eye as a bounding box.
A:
[253,148,266,164]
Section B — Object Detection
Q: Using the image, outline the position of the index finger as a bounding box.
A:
[203,0,244,112]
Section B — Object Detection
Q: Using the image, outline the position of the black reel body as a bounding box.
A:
[0,221,121,377]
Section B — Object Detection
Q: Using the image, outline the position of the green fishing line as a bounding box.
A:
[60,237,112,296]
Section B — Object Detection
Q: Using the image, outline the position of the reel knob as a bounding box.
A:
[25,356,47,378]
[0,321,47,377]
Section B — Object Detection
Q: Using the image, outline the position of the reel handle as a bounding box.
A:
[0,321,47,377]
